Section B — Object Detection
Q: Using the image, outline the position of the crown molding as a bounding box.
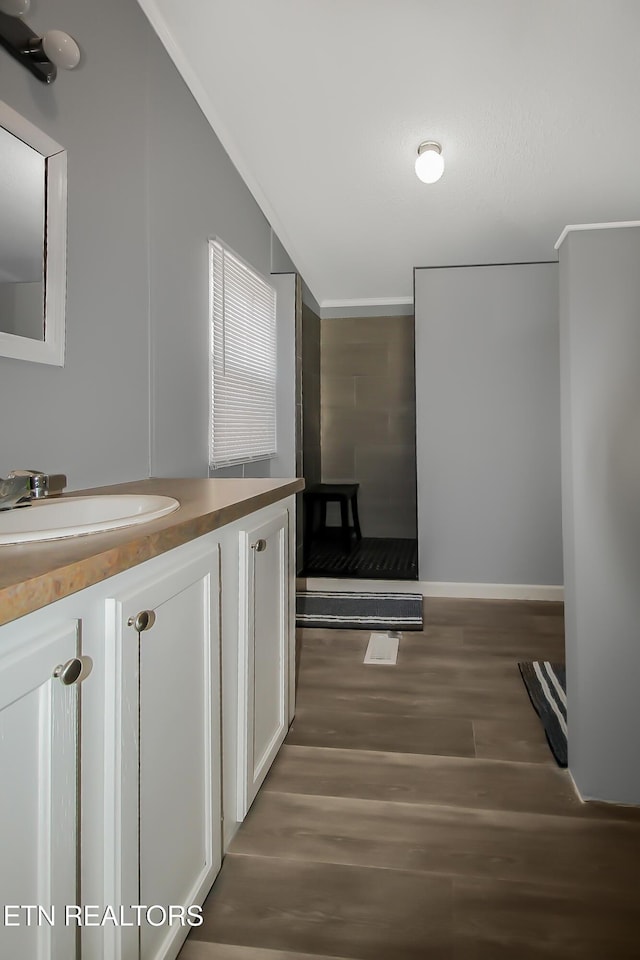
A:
[555,220,640,250]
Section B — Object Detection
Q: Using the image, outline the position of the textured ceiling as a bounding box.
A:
[137,0,640,306]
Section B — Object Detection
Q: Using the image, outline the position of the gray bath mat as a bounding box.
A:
[518,661,567,767]
[296,591,423,630]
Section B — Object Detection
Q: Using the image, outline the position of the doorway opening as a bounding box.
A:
[297,306,417,581]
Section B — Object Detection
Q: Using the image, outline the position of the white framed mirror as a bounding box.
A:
[0,100,67,365]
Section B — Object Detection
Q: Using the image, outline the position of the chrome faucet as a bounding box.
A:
[0,470,67,510]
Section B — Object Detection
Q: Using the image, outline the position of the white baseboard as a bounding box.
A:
[567,769,584,803]
[296,577,419,594]
[567,769,640,808]
[421,582,564,601]
[297,577,564,602]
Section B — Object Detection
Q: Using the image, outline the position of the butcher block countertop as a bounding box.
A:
[0,476,304,627]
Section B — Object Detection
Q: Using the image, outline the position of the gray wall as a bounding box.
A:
[0,0,281,490]
[145,26,274,479]
[559,227,640,804]
[415,263,562,584]
[271,273,297,478]
[321,315,417,540]
[271,231,321,316]
[270,233,297,276]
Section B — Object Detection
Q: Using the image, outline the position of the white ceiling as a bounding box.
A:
[138,0,640,306]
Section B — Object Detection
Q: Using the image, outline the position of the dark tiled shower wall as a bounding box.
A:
[294,279,304,573]
[302,303,322,487]
[297,300,321,572]
[321,315,417,540]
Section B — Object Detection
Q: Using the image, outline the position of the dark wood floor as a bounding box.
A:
[181,598,640,960]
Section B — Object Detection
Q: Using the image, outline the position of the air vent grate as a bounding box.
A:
[363,632,399,665]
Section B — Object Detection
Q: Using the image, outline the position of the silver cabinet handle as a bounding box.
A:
[54,658,84,686]
[251,539,267,552]
[127,610,156,632]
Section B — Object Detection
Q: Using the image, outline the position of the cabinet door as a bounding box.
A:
[238,510,289,817]
[104,546,221,960]
[0,622,79,960]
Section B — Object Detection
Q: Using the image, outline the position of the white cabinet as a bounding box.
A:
[237,509,289,817]
[0,491,296,960]
[0,621,79,960]
[103,541,221,960]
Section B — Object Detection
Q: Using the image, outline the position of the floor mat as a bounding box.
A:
[296,590,423,630]
[302,536,418,580]
[518,661,567,767]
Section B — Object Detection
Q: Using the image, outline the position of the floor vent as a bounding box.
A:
[364,632,400,665]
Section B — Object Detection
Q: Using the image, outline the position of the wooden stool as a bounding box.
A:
[304,482,362,558]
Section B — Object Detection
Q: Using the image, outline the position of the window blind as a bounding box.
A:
[209,239,277,469]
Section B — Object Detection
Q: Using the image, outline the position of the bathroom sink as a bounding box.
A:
[0,495,180,545]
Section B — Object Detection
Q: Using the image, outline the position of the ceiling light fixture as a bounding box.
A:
[0,0,29,14]
[415,141,444,184]
[0,0,80,83]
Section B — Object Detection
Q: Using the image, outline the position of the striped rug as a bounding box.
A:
[296,591,423,631]
[518,661,567,767]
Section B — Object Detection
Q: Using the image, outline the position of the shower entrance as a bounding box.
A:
[298,306,417,582]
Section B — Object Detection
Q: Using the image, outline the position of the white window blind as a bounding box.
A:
[209,239,277,469]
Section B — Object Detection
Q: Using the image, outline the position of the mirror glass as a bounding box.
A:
[0,125,46,340]
[0,101,66,366]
